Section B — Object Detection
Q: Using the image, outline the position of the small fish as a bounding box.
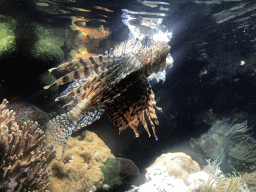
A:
[36,2,49,6]
[159,6,169,11]
[71,7,91,12]
[94,6,113,12]
[138,0,170,8]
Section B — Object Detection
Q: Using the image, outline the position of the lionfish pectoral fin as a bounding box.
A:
[46,66,96,89]
[48,67,57,73]
[145,106,159,140]
[134,130,140,137]
[119,126,127,135]
[140,111,151,138]
[44,55,127,90]
[155,106,163,112]
[130,119,140,138]
[44,85,51,90]
[48,59,85,73]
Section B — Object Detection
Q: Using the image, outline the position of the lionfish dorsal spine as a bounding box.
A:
[48,55,109,73]
[44,55,126,90]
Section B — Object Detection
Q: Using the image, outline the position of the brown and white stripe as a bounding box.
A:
[44,54,124,90]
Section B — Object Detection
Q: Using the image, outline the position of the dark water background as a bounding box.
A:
[1,0,256,190]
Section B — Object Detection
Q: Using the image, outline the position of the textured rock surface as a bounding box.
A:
[131,163,188,192]
[7,101,50,131]
[242,172,256,192]
[147,152,201,181]
[128,152,202,192]
[0,16,16,58]
[128,152,250,192]
[46,130,114,192]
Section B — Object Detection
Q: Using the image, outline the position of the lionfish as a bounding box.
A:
[44,38,172,153]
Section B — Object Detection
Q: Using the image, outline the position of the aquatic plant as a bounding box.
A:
[0,99,56,192]
[199,159,250,192]
[192,118,256,163]
[32,23,65,62]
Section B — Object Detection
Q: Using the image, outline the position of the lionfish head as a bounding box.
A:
[138,41,171,74]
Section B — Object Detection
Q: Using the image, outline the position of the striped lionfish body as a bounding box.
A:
[45,38,171,153]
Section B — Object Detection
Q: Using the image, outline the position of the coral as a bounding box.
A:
[129,152,201,192]
[192,119,256,163]
[101,158,139,188]
[46,130,114,192]
[0,99,56,192]
[7,101,50,131]
[0,17,16,57]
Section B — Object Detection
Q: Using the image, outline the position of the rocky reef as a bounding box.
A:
[101,157,139,189]
[128,152,250,192]
[46,130,115,192]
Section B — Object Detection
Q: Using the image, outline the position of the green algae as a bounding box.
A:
[0,18,16,57]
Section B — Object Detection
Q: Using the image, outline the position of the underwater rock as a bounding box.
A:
[242,171,256,192]
[129,153,249,192]
[7,100,50,131]
[0,16,16,58]
[33,38,64,62]
[147,152,200,181]
[101,157,139,189]
[128,152,200,192]
[129,163,188,192]
[31,23,65,63]
[47,130,114,192]
[186,171,217,191]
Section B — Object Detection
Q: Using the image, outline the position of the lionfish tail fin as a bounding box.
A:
[47,107,105,156]
[47,112,75,156]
